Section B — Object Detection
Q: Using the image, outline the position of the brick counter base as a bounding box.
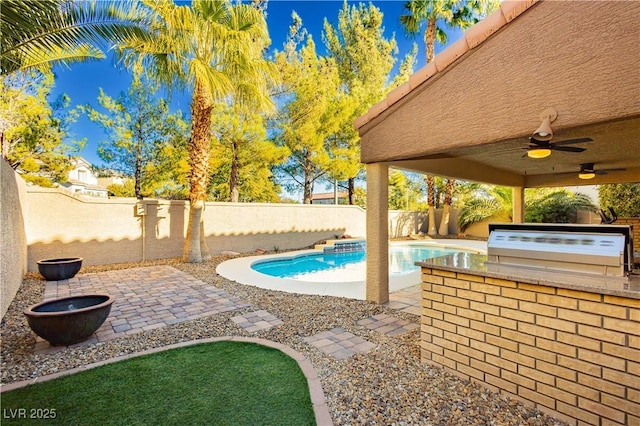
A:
[420,268,640,426]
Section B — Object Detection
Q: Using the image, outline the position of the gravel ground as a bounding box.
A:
[1,255,566,425]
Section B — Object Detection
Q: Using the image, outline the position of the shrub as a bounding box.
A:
[525,191,596,223]
[598,183,640,217]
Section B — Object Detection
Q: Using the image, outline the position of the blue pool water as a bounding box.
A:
[251,245,463,282]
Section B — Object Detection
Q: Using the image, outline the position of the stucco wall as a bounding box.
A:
[0,159,28,319]
[24,187,367,271]
[389,209,461,238]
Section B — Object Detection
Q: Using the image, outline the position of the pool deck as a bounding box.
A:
[216,239,487,300]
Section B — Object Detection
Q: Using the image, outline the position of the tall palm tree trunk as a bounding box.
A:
[426,174,437,236]
[183,80,213,263]
[438,178,455,235]
[425,18,436,63]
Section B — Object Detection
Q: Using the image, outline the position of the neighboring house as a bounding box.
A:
[311,191,348,205]
[97,174,126,188]
[60,157,110,197]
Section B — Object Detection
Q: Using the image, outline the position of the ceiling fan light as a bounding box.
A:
[579,172,596,180]
[532,115,555,141]
[527,148,552,159]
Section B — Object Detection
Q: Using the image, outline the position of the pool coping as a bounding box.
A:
[216,239,487,300]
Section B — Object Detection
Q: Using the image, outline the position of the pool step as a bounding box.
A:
[315,239,366,254]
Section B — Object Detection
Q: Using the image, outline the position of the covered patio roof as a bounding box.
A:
[356,0,639,304]
[356,0,640,187]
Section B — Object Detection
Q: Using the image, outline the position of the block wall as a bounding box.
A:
[420,268,640,425]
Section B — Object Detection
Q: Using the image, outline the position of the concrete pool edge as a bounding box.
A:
[215,239,487,300]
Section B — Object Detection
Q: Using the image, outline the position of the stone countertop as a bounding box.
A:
[416,252,640,300]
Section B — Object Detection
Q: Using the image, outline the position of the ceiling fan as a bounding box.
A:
[523,137,593,158]
[578,163,627,179]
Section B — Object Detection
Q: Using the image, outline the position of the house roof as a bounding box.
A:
[356,0,640,188]
[355,0,538,130]
[62,179,108,192]
[312,191,348,200]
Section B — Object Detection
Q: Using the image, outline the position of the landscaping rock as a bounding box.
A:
[1,256,566,425]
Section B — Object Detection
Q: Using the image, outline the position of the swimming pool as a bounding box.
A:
[216,240,486,300]
[251,246,462,281]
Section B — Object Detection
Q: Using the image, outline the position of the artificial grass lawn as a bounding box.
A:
[2,341,316,425]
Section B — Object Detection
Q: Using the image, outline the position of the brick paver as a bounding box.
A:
[303,328,375,360]
[231,310,283,333]
[357,313,419,337]
[384,284,421,315]
[35,265,250,354]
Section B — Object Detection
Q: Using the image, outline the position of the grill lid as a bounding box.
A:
[488,230,625,257]
[486,224,633,278]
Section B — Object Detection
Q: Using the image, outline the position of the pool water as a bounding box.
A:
[251,246,460,282]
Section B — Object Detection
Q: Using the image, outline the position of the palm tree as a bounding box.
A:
[400,0,499,235]
[457,185,512,232]
[117,0,276,262]
[438,178,455,235]
[1,0,149,75]
[426,175,438,235]
[400,0,498,62]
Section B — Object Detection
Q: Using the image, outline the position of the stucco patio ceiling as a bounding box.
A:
[357,0,640,187]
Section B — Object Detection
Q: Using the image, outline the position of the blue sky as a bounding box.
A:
[49,1,463,166]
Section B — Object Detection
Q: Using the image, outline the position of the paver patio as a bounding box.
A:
[35,265,250,354]
[32,266,421,356]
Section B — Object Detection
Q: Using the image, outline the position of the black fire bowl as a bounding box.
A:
[24,294,115,346]
[37,257,83,281]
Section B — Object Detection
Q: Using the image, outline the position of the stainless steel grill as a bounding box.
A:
[486,224,634,278]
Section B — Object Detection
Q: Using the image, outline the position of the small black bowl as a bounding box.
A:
[37,257,83,281]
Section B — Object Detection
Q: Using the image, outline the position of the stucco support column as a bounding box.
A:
[512,186,524,223]
[366,163,389,304]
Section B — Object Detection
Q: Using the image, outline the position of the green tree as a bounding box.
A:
[107,179,136,197]
[82,69,188,199]
[389,170,426,210]
[118,0,277,262]
[209,102,288,202]
[274,15,339,204]
[0,70,82,186]
[1,0,149,75]
[526,190,596,223]
[598,183,640,217]
[323,1,401,204]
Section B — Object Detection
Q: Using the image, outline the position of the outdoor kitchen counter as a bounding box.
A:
[416,252,640,300]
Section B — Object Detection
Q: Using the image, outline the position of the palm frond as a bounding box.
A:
[1,0,152,75]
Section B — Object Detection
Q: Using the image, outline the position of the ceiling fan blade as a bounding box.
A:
[595,170,608,175]
[552,146,586,153]
[528,138,550,147]
[552,137,593,146]
[600,167,627,173]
